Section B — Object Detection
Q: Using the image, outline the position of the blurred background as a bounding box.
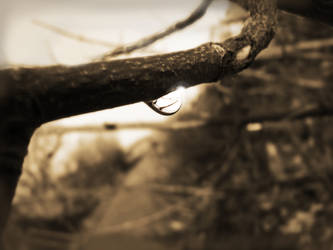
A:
[2,0,333,249]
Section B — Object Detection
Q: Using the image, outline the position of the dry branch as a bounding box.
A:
[34,0,213,58]
[258,37,333,60]
[102,0,214,59]
[99,203,180,234]
[33,20,119,48]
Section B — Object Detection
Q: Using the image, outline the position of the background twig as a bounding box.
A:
[102,0,214,59]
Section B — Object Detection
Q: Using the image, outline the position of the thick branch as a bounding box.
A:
[0,43,224,124]
[223,0,277,72]
[0,1,277,126]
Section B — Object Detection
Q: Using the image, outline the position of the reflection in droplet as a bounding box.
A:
[145,87,185,116]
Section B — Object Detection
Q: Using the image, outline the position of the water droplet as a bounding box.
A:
[145,87,184,116]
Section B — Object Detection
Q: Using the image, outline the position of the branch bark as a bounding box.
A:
[0,43,225,124]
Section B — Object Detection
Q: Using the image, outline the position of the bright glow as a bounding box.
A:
[176,86,186,92]
[116,129,151,148]
[246,123,263,132]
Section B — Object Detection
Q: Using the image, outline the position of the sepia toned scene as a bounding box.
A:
[1,0,333,249]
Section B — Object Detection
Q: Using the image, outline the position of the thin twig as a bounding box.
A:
[34,103,333,136]
[93,201,185,235]
[102,0,214,59]
[33,19,119,48]
[124,183,225,198]
[240,69,325,89]
[258,38,333,60]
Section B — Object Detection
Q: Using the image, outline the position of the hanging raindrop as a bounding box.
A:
[145,87,185,116]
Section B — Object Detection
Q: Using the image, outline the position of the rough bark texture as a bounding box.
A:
[0,43,225,124]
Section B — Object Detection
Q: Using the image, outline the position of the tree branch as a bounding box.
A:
[33,0,214,59]
[1,43,225,124]
[258,37,333,60]
[102,0,214,59]
[33,20,119,48]
[0,0,277,184]
[0,1,277,124]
